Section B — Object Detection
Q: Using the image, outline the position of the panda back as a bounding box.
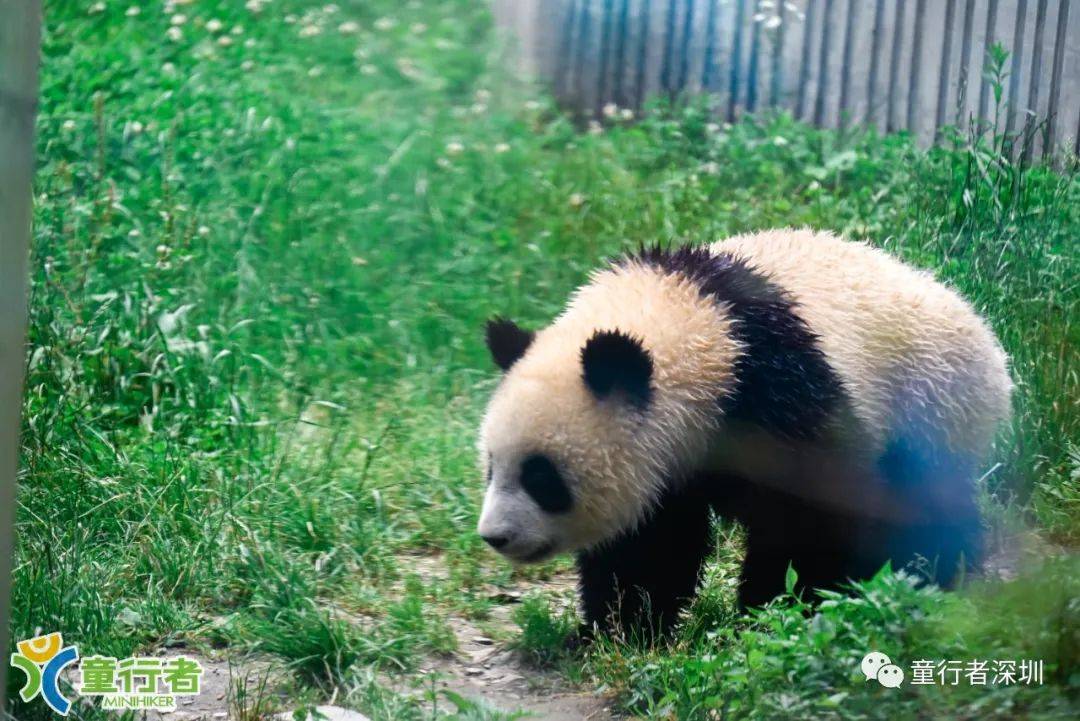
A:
[710,229,1013,460]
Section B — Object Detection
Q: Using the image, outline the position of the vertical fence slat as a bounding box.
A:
[769,0,786,107]
[1024,0,1049,163]
[1005,0,1029,136]
[814,0,834,126]
[635,0,652,109]
[556,0,580,101]
[613,0,631,106]
[597,0,615,113]
[1045,0,1072,158]
[661,0,679,94]
[797,0,819,119]
[936,0,958,136]
[702,0,720,90]
[678,0,697,93]
[838,0,857,127]
[729,0,747,120]
[574,0,592,106]
[866,0,886,126]
[747,0,762,111]
[957,0,976,127]
[1075,102,1080,156]
[977,0,1000,128]
[886,0,907,132]
[907,0,926,135]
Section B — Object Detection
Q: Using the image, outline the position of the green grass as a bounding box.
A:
[10,1,1079,719]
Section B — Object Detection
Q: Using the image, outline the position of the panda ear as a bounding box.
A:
[581,330,653,406]
[485,317,535,371]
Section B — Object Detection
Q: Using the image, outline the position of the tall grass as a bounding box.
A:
[10,1,1078,719]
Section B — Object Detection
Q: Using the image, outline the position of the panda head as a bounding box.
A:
[477,317,660,564]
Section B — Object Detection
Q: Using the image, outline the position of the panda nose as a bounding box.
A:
[482,534,510,549]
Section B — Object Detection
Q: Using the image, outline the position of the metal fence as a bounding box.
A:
[494,0,1080,159]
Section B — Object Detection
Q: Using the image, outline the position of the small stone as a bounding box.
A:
[464,666,484,676]
[489,590,522,603]
[472,635,494,645]
[285,706,372,721]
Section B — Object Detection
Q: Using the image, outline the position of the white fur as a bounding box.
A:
[478,229,1012,560]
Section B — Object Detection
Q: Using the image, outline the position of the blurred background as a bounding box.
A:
[495,0,1080,158]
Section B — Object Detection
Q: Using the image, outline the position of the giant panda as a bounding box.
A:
[477,229,1012,637]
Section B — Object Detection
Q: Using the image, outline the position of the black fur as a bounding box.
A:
[577,482,714,639]
[573,245,981,636]
[485,317,534,371]
[520,454,574,513]
[581,329,654,406]
[630,244,846,440]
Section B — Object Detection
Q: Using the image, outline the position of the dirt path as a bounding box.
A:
[416,612,615,720]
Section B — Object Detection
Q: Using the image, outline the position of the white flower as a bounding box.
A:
[244,38,256,48]
[62,119,76,131]
[217,35,233,46]
[245,0,266,12]
[125,6,141,17]
[338,20,360,34]
[206,18,223,32]
[299,24,321,37]
[620,108,635,121]
[602,102,618,118]
[474,88,491,103]
[308,66,324,77]
[373,17,396,31]
[587,120,603,135]
[360,64,377,75]
[241,60,254,71]
[705,122,721,134]
[162,62,177,74]
[772,135,789,146]
[524,100,542,111]
[700,161,721,174]
[231,25,244,35]
[397,58,421,79]
[129,120,144,134]
[166,26,183,41]
[764,15,782,30]
[568,193,586,207]
[494,142,510,153]
[170,14,187,26]
[445,141,464,155]
[89,2,105,14]
[129,229,142,238]
[198,226,210,237]
[410,22,427,34]
[323,3,339,13]
[155,244,169,255]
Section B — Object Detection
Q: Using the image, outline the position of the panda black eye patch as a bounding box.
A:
[520,454,573,513]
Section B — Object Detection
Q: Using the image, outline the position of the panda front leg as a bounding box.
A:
[576,485,714,640]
